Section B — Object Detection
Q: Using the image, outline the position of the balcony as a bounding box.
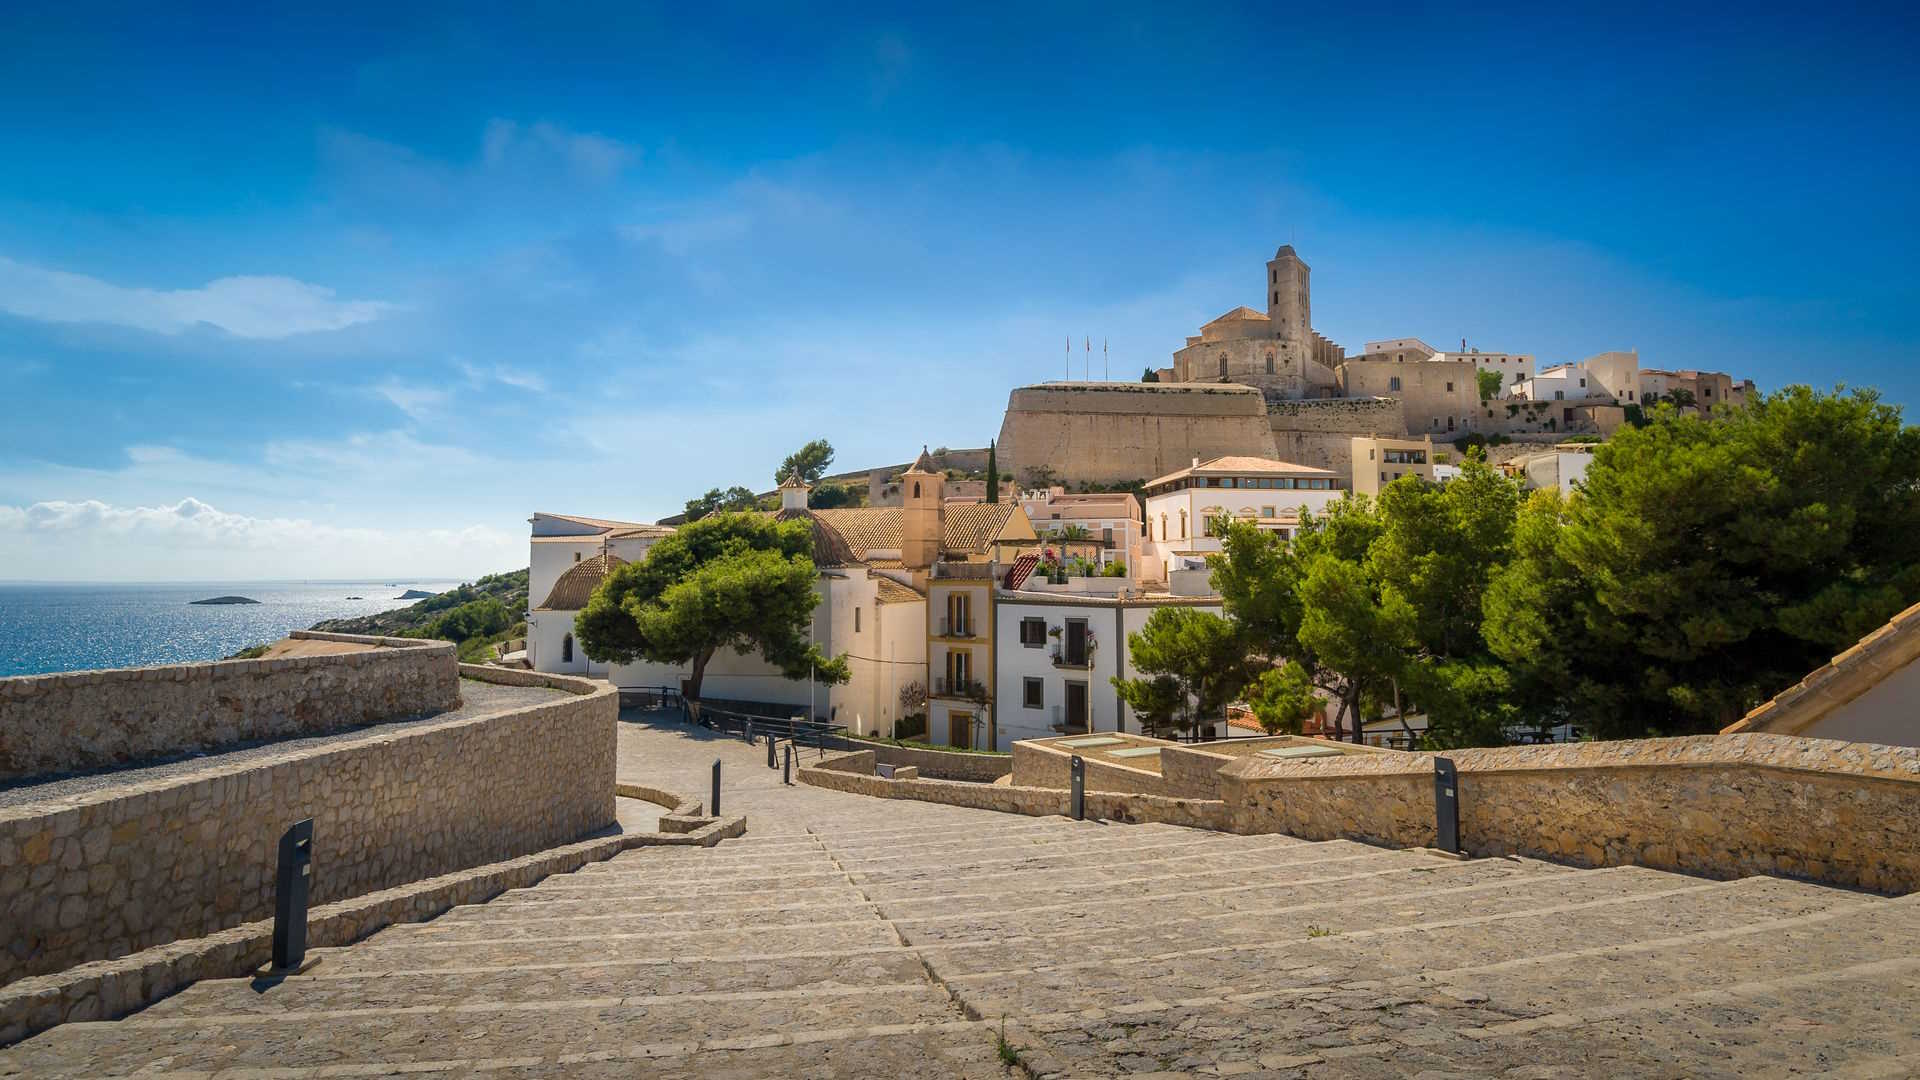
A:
[1049,705,1089,735]
[935,617,978,640]
[1049,646,1091,670]
[932,677,990,702]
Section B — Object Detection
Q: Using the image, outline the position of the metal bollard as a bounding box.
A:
[1069,755,1086,821]
[711,758,722,817]
[744,720,753,746]
[1434,756,1461,854]
[767,734,778,769]
[783,744,794,785]
[272,818,314,971]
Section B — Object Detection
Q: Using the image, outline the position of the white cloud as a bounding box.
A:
[0,497,522,580]
[0,256,396,339]
[262,430,482,475]
[372,378,450,420]
[483,119,637,182]
[457,361,547,393]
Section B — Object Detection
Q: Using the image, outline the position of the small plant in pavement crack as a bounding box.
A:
[997,1017,1019,1067]
[1306,924,1333,938]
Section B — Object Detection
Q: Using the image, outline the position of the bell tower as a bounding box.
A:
[1266,244,1310,361]
[901,446,943,571]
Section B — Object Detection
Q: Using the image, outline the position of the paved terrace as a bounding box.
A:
[4,711,1918,1077]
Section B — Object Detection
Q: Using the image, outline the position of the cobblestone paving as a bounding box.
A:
[4,713,1918,1077]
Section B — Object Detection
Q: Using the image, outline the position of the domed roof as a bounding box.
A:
[1274,243,1298,259]
[773,507,859,567]
[538,552,627,611]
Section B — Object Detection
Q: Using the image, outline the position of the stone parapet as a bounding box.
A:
[857,740,1012,782]
[0,631,459,782]
[0,663,617,987]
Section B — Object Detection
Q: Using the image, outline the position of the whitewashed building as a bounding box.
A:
[992,591,1226,749]
[1140,456,1345,581]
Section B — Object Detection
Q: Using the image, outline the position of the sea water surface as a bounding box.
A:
[0,581,461,677]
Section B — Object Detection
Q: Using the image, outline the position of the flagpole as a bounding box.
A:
[1104,338,1109,381]
[1065,335,1070,381]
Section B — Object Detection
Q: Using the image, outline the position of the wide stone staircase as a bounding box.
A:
[4,815,1918,1077]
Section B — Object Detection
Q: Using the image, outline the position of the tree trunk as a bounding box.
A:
[684,647,714,705]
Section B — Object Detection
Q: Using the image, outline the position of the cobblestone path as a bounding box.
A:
[4,715,1917,1077]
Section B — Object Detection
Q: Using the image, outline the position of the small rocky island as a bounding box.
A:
[394,589,434,600]
[191,596,261,605]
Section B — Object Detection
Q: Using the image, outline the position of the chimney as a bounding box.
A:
[1192,456,1200,469]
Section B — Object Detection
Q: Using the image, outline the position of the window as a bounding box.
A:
[1579,378,1586,387]
[1554,390,1565,400]
[1260,506,1275,518]
[562,634,574,663]
[1023,678,1044,709]
[1445,382,1454,392]
[1159,513,1167,540]
[573,551,582,562]
[854,607,861,633]
[1369,448,1376,460]
[1389,376,1402,391]
[1101,526,1113,545]
[1381,471,1387,482]
[1179,510,1187,539]
[1627,390,1635,400]
[912,481,921,497]
[1265,353,1275,375]
[1217,356,1229,378]
[1020,617,1046,647]
[1272,290,1278,304]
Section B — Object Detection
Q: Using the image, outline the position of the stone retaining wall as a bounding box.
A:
[0,660,616,987]
[0,631,459,782]
[1011,741,1186,797]
[1220,734,1920,894]
[803,750,1228,830]
[859,740,1011,782]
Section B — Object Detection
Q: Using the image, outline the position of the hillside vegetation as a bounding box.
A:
[310,570,528,661]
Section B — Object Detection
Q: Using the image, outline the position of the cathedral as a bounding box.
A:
[1167,245,1347,398]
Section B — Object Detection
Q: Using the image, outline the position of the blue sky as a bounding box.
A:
[2,4,1916,580]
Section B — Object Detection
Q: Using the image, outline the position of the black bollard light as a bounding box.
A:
[767,734,778,769]
[783,744,794,785]
[1069,755,1086,821]
[711,758,722,817]
[272,818,314,971]
[744,720,753,745]
[1434,756,1461,854]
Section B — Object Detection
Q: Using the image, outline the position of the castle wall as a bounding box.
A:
[1264,397,1406,479]
[1336,358,1482,437]
[996,383,1277,486]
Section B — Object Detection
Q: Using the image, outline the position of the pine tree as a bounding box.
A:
[985,440,999,503]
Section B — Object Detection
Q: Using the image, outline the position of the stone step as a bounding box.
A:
[496,874,860,905]
[138,949,936,1018]
[0,986,980,1079]
[936,875,1867,1015]
[818,824,1284,866]
[913,864,1712,972]
[528,865,853,893]
[373,900,879,942]
[428,885,869,923]
[836,835,1351,886]
[886,852,1554,939]
[309,918,905,974]
[857,843,1423,904]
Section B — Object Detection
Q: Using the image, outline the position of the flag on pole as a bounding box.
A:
[1084,336,1090,381]
[1103,337,1109,381]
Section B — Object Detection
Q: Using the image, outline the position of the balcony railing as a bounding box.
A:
[932,677,990,701]
[1049,646,1091,669]
[935,617,976,639]
[1049,704,1088,735]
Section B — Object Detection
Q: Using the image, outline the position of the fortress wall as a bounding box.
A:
[997,383,1277,485]
[1265,397,1406,476]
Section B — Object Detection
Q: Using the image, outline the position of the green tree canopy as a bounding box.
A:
[1111,606,1251,738]
[777,438,835,486]
[986,440,999,503]
[575,513,850,701]
[1485,387,1920,738]
[1476,368,1503,400]
[684,486,761,522]
[1245,662,1318,736]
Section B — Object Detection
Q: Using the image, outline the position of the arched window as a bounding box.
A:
[1159,513,1167,540]
[562,634,574,663]
[1179,509,1188,539]
[912,481,921,498]
[1265,353,1276,375]
[1217,356,1229,379]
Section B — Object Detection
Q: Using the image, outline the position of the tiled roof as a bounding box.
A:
[607,525,675,539]
[773,507,860,567]
[1204,306,1269,326]
[534,512,651,531]
[1003,552,1040,591]
[537,553,627,611]
[809,503,1023,561]
[1146,456,1342,488]
[874,577,925,605]
[1725,600,1920,737]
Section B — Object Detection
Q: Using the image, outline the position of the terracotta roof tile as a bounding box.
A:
[537,552,626,611]
[874,577,925,605]
[1725,600,1920,736]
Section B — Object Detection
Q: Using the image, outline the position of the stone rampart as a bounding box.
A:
[1265,396,1406,475]
[0,631,459,782]
[1220,734,1920,894]
[801,750,1228,830]
[996,382,1277,485]
[857,740,1011,782]
[1010,740,1186,797]
[0,661,617,987]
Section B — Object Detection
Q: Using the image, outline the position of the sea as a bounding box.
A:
[0,581,463,678]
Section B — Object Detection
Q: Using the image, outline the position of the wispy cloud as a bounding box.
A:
[0,256,395,339]
[371,378,450,420]
[0,497,521,579]
[482,119,638,183]
[457,361,547,393]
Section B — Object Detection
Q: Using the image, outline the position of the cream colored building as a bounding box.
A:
[1140,455,1346,580]
[1351,435,1437,497]
[1168,245,1344,397]
[1725,601,1920,748]
[1335,357,1481,437]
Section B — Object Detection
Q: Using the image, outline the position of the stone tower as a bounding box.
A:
[1266,244,1310,364]
[900,447,943,570]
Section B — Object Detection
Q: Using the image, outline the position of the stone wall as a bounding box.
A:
[0,662,616,986]
[1264,396,1405,476]
[859,740,1011,782]
[1220,734,1920,894]
[0,631,459,782]
[996,382,1277,485]
[1010,741,1186,797]
[802,750,1228,830]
